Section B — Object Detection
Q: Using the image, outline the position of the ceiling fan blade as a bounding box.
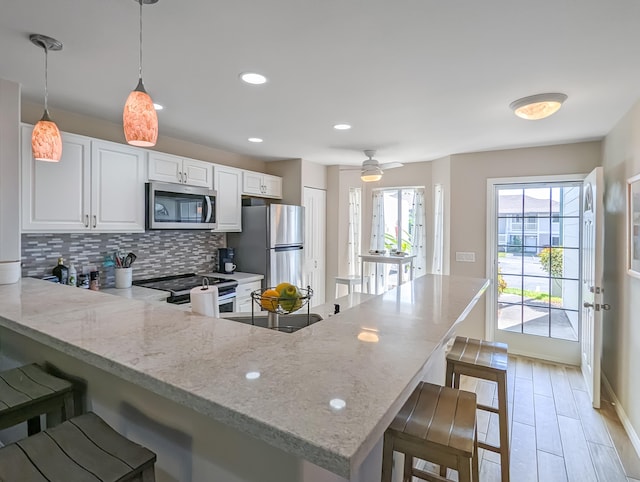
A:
[339,166,362,171]
[379,162,403,170]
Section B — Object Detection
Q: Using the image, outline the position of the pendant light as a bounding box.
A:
[30,34,63,162]
[123,0,159,147]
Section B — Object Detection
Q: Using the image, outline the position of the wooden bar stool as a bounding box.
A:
[0,364,75,436]
[382,382,479,482]
[446,336,509,482]
[0,411,156,481]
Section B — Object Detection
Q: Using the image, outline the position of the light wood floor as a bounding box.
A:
[417,356,640,482]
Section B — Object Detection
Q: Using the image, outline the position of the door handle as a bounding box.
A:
[84,214,89,227]
[584,301,610,311]
[93,215,97,228]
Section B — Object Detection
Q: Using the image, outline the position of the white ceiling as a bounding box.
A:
[2,0,640,167]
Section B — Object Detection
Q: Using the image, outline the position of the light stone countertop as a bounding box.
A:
[200,271,264,284]
[0,275,488,478]
[101,285,170,302]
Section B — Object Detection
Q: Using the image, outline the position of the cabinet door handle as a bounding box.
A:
[93,215,97,228]
[84,214,89,227]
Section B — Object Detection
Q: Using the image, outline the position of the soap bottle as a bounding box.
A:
[52,257,69,285]
[68,263,77,287]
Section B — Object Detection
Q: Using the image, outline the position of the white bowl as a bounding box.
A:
[0,260,21,285]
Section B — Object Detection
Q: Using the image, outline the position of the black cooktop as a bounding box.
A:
[133,273,237,295]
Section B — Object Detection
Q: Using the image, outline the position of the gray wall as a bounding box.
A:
[601,97,640,450]
[22,231,225,288]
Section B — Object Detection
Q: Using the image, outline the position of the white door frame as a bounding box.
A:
[486,173,587,365]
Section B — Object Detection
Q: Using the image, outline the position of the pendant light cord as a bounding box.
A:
[43,44,49,111]
[139,0,143,81]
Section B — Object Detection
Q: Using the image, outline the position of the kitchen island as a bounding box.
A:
[0,275,488,482]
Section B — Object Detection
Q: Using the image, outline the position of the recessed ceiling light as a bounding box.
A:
[153,103,163,111]
[248,137,263,143]
[509,93,567,120]
[329,398,346,410]
[333,124,351,130]
[240,72,267,85]
[245,371,261,380]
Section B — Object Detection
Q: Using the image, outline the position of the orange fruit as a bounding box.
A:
[260,289,280,311]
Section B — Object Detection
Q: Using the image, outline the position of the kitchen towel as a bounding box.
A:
[190,285,219,318]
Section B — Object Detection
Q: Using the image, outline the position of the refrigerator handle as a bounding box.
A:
[273,245,303,252]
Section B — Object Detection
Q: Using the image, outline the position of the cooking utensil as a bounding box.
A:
[124,252,137,268]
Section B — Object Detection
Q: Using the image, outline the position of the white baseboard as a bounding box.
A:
[602,373,640,459]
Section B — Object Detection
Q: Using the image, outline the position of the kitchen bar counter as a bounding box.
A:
[0,275,488,481]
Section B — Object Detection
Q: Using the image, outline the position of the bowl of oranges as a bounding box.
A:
[252,282,313,314]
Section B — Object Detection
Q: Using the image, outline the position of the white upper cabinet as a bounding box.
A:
[183,158,213,187]
[22,126,91,232]
[148,152,213,189]
[242,170,282,198]
[91,140,146,232]
[213,164,242,232]
[21,125,146,233]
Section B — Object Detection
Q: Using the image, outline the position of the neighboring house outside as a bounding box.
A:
[498,194,560,253]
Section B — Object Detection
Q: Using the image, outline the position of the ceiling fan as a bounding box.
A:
[348,150,404,182]
[360,149,403,182]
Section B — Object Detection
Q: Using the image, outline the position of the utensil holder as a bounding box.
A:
[114,267,133,289]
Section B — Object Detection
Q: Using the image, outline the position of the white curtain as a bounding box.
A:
[368,190,385,291]
[370,190,385,251]
[432,184,444,274]
[411,188,426,278]
[348,187,361,276]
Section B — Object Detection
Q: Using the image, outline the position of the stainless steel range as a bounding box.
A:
[133,274,238,311]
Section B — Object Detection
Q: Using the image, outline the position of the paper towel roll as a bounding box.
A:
[190,285,219,318]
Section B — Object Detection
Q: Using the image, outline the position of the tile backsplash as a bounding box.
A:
[22,231,226,287]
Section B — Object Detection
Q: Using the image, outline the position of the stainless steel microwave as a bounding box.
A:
[146,182,217,230]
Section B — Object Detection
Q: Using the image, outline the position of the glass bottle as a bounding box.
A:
[52,257,69,285]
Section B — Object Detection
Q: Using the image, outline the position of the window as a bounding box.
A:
[495,182,582,341]
[370,187,426,290]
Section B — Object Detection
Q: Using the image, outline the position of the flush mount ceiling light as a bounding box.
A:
[240,72,267,85]
[123,0,159,147]
[30,34,63,162]
[509,93,568,120]
[333,124,352,130]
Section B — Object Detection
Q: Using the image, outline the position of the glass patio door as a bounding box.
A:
[488,177,583,364]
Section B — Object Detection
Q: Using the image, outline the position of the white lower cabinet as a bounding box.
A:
[213,164,242,232]
[235,280,262,312]
[21,125,146,233]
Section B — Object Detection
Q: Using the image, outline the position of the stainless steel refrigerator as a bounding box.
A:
[228,204,304,288]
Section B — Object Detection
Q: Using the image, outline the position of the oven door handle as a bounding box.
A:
[217,291,236,302]
[203,196,213,223]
